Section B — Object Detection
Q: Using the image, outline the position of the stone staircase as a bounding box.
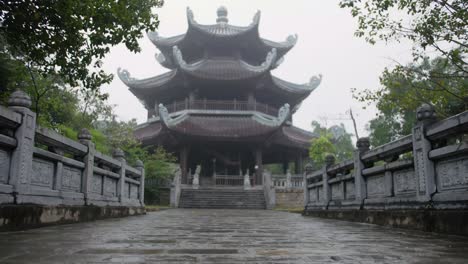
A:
[179,188,266,209]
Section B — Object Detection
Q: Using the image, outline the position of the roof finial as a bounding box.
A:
[217,6,228,23]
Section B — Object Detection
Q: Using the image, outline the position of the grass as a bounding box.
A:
[273,207,304,214]
[145,205,171,212]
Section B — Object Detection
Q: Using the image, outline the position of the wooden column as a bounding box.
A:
[154,100,159,116]
[247,92,255,110]
[254,148,263,185]
[180,147,188,184]
[282,159,289,174]
[295,154,303,174]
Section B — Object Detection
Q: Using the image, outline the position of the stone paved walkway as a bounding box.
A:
[1,209,468,263]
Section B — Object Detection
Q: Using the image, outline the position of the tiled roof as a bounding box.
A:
[134,122,163,141]
[178,59,269,80]
[273,126,316,149]
[169,115,278,138]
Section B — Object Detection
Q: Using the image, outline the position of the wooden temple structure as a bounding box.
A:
[118,6,321,186]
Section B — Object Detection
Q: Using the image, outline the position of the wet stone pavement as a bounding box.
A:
[1,209,468,263]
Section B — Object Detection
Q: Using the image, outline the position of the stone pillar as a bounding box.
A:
[247,92,255,110]
[412,103,437,202]
[7,90,36,196]
[286,169,292,188]
[243,169,251,190]
[147,108,156,120]
[192,165,200,189]
[180,147,188,184]
[135,159,145,206]
[48,147,64,191]
[254,148,263,185]
[295,154,303,174]
[154,100,159,117]
[322,154,335,208]
[78,128,95,205]
[282,159,289,174]
[354,137,370,205]
[113,148,127,204]
[303,163,314,207]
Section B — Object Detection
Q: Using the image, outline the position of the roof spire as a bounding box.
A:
[217,6,228,23]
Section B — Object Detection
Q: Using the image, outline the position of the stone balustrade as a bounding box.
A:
[304,105,468,211]
[272,172,304,189]
[0,91,145,208]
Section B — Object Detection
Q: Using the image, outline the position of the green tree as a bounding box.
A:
[309,121,355,168]
[0,0,163,92]
[145,147,177,180]
[339,0,467,77]
[356,57,467,147]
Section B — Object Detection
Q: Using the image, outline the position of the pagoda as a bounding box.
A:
[118,7,321,186]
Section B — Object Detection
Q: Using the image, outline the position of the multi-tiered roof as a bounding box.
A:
[119,7,320,156]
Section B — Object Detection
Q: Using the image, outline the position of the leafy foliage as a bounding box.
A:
[358,57,467,147]
[145,147,177,180]
[309,121,354,168]
[339,0,467,77]
[0,0,163,91]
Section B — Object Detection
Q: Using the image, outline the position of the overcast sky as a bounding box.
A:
[101,0,413,140]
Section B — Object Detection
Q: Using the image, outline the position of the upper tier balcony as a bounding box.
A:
[157,99,279,117]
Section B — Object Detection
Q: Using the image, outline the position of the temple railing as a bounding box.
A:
[0,92,145,207]
[163,99,279,117]
[272,173,304,189]
[304,106,468,211]
[214,174,252,186]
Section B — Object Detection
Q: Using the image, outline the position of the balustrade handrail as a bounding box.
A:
[0,92,145,208]
[164,99,279,117]
[304,109,468,213]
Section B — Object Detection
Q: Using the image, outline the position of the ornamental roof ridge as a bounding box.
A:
[117,68,177,89]
[186,6,261,36]
[272,74,323,93]
[252,103,290,127]
[172,46,277,78]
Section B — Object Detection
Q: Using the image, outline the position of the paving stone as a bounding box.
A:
[0,209,468,263]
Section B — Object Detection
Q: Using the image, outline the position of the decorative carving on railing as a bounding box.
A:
[305,105,468,212]
[0,92,145,207]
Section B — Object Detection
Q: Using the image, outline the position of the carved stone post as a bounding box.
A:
[354,137,370,206]
[8,90,36,199]
[113,148,127,204]
[154,100,159,117]
[322,154,335,208]
[78,128,95,205]
[192,165,200,189]
[170,168,181,208]
[412,103,437,202]
[180,147,188,184]
[244,169,251,190]
[254,148,263,185]
[135,159,145,206]
[48,147,64,191]
[286,169,292,188]
[303,163,314,207]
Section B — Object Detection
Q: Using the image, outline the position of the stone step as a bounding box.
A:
[179,189,266,209]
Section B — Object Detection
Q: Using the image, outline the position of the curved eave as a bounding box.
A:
[147,8,297,68]
[158,103,291,139]
[173,46,277,81]
[186,7,260,38]
[273,126,316,149]
[117,68,180,100]
[134,122,164,142]
[271,75,322,95]
[260,74,322,107]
